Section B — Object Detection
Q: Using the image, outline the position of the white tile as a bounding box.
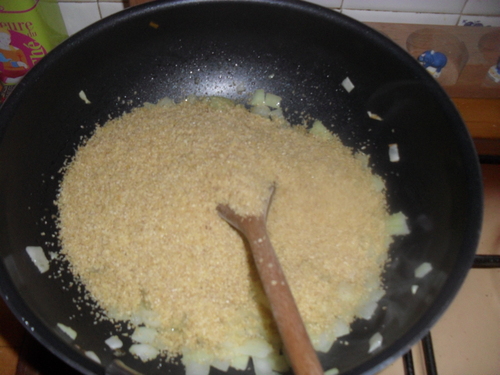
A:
[99,1,126,18]
[342,0,467,14]
[462,0,500,15]
[341,9,461,25]
[459,14,500,26]
[59,2,101,35]
[303,0,342,8]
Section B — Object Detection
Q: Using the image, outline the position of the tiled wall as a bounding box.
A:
[59,0,500,36]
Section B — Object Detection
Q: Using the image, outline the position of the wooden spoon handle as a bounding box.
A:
[245,218,324,375]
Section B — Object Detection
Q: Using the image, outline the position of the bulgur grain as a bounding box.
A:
[57,98,391,363]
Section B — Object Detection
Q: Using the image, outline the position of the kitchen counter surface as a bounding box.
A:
[452,98,500,156]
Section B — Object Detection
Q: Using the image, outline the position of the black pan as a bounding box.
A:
[0,0,483,374]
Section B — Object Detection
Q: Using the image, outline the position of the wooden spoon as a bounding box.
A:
[216,186,323,375]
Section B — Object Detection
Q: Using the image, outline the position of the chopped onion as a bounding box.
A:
[270,107,284,119]
[309,120,333,140]
[367,111,382,121]
[341,77,355,92]
[325,368,339,375]
[357,288,385,320]
[130,307,162,328]
[264,92,281,108]
[182,350,212,374]
[368,332,383,353]
[105,335,123,349]
[157,97,175,107]
[250,89,266,106]
[314,331,336,353]
[206,96,236,110]
[233,338,272,359]
[236,83,246,94]
[411,285,419,294]
[26,246,50,273]
[250,104,272,118]
[372,175,385,192]
[388,143,400,162]
[57,323,77,340]
[253,356,274,375]
[129,344,160,362]
[386,212,410,236]
[210,359,230,372]
[184,361,210,375]
[415,262,432,278]
[265,352,289,373]
[79,90,91,104]
[85,350,101,364]
[333,320,350,338]
[230,355,250,370]
[131,326,157,344]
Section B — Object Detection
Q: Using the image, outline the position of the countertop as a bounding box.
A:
[452,98,500,156]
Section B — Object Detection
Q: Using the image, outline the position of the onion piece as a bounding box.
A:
[105,335,123,350]
[206,96,236,110]
[79,90,91,104]
[266,352,289,372]
[230,355,250,370]
[333,319,350,338]
[367,111,382,121]
[250,89,266,106]
[210,359,230,372]
[325,368,339,375]
[270,107,284,119]
[131,326,157,344]
[185,361,210,375]
[314,331,336,353]
[57,323,77,340]
[236,83,246,94]
[357,288,385,320]
[253,356,275,375]
[26,246,50,273]
[157,96,175,107]
[250,104,272,118]
[233,338,272,359]
[386,212,410,236]
[85,351,101,364]
[411,285,419,294]
[388,143,400,162]
[309,120,333,140]
[264,92,281,108]
[129,344,159,362]
[415,262,432,278]
[372,175,385,192]
[341,77,355,92]
[368,332,383,353]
